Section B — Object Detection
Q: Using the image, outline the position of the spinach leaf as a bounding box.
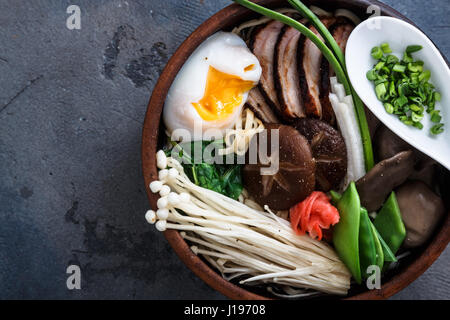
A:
[169,139,243,200]
[221,165,243,200]
[195,163,224,193]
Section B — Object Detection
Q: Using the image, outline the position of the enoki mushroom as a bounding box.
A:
[146,152,351,296]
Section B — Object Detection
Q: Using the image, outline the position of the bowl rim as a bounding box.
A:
[141,0,450,300]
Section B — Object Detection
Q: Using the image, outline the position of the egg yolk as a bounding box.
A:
[192,66,255,121]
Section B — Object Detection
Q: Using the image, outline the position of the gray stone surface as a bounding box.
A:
[0,0,448,299]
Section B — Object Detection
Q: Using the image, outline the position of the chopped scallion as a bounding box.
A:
[413,122,424,129]
[371,46,383,59]
[384,103,394,114]
[381,43,392,53]
[393,64,406,73]
[367,42,443,134]
[430,123,444,135]
[430,110,442,123]
[419,70,431,82]
[375,83,387,101]
[406,45,423,53]
[411,112,423,122]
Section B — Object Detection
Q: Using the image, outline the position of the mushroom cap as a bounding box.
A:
[243,123,315,210]
[374,125,411,162]
[356,150,415,212]
[396,181,445,248]
[374,125,438,186]
[293,118,347,191]
[374,125,433,168]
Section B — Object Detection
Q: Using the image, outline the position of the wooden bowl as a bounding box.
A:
[142,0,450,299]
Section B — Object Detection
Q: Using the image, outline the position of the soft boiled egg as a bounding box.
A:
[163,31,262,141]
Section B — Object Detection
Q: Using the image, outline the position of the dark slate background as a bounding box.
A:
[0,0,448,299]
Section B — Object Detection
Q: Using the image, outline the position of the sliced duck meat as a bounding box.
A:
[274,25,305,120]
[250,20,284,116]
[331,18,354,64]
[320,18,355,125]
[246,87,280,124]
[298,18,335,120]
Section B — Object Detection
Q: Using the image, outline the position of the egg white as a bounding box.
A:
[163,31,262,141]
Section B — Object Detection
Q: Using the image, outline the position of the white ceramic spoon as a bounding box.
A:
[346,16,450,170]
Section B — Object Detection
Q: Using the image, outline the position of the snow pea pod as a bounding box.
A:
[373,226,397,262]
[333,182,362,284]
[370,222,384,269]
[373,192,406,254]
[329,190,341,204]
[359,208,377,279]
[332,190,396,264]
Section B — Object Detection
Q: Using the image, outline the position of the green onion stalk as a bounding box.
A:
[232,0,374,170]
[287,0,346,68]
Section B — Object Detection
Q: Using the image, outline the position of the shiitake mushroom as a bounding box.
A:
[356,150,415,212]
[293,118,347,191]
[243,124,315,210]
[396,181,445,248]
[374,125,433,168]
[374,125,411,162]
[374,125,438,187]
